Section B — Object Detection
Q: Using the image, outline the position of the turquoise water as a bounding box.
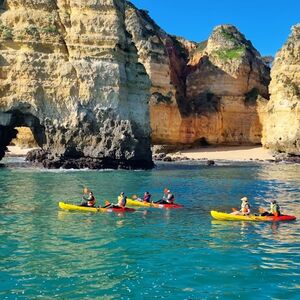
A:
[0,160,299,299]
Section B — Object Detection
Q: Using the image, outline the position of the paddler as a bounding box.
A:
[81,191,96,207]
[143,191,151,203]
[231,196,251,215]
[104,192,127,208]
[261,200,281,217]
[117,192,127,208]
[270,200,281,216]
[155,189,175,204]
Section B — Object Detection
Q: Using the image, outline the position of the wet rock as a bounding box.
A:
[274,153,300,163]
[26,149,154,170]
[265,159,276,163]
[207,160,215,166]
[162,156,173,162]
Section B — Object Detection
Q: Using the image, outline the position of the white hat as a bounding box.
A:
[241,197,248,202]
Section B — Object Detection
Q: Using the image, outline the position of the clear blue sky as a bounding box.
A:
[130,0,300,56]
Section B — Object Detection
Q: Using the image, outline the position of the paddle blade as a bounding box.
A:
[105,200,110,206]
[231,207,238,212]
[132,194,138,200]
[258,207,266,213]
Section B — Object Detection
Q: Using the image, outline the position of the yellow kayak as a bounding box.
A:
[126,198,183,209]
[210,210,296,222]
[58,202,135,213]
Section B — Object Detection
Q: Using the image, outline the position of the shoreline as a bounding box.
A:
[168,146,275,162]
[3,145,299,169]
[6,146,38,157]
[6,145,274,161]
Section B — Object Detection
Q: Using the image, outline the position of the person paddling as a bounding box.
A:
[143,191,151,203]
[155,189,175,204]
[231,197,251,215]
[261,200,281,217]
[81,191,96,207]
[105,192,127,208]
[117,192,127,208]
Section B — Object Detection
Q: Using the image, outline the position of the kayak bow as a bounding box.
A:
[210,210,296,222]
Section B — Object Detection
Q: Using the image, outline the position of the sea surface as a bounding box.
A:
[0,158,299,299]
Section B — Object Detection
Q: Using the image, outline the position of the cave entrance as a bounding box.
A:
[0,110,46,160]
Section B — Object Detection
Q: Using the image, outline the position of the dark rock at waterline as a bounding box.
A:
[162,156,174,162]
[152,153,167,161]
[265,159,276,163]
[207,160,215,166]
[274,153,300,163]
[26,149,154,170]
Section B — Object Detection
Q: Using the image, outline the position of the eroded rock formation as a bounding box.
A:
[125,4,271,145]
[263,24,300,155]
[0,0,153,169]
[11,127,39,148]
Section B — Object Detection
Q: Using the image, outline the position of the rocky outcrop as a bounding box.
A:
[263,24,300,155]
[183,25,270,145]
[125,4,270,145]
[0,0,153,169]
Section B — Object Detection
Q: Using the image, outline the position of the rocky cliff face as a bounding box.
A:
[125,2,192,144]
[184,25,270,145]
[125,4,270,145]
[0,0,153,169]
[263,24,300,155]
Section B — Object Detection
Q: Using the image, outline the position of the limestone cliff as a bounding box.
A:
[263,24,300,155]
[184,25,270,145]
[125,2,193,144]
[125,3,270,145]
[0,0,153,169]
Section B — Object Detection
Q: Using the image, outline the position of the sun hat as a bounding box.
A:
[240,197,248,202]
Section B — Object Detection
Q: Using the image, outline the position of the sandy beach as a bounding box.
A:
[169,146,274,161]
[6,146,38,157]
[6,145,275,161]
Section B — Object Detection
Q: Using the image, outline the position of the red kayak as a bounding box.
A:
[262,215,297,222]
[155,203,184,209]
[106,207,136,213]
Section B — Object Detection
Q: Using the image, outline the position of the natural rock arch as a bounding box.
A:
[0,110,46,160]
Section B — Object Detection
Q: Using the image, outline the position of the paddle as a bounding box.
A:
[131,194,138,200]
[231,208,238,212]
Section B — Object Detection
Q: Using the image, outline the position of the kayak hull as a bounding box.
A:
[126,198,183,209]
[211,210,296,222]
[59,202,135,213]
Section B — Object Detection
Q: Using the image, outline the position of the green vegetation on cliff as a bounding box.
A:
[215,46,245,60]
